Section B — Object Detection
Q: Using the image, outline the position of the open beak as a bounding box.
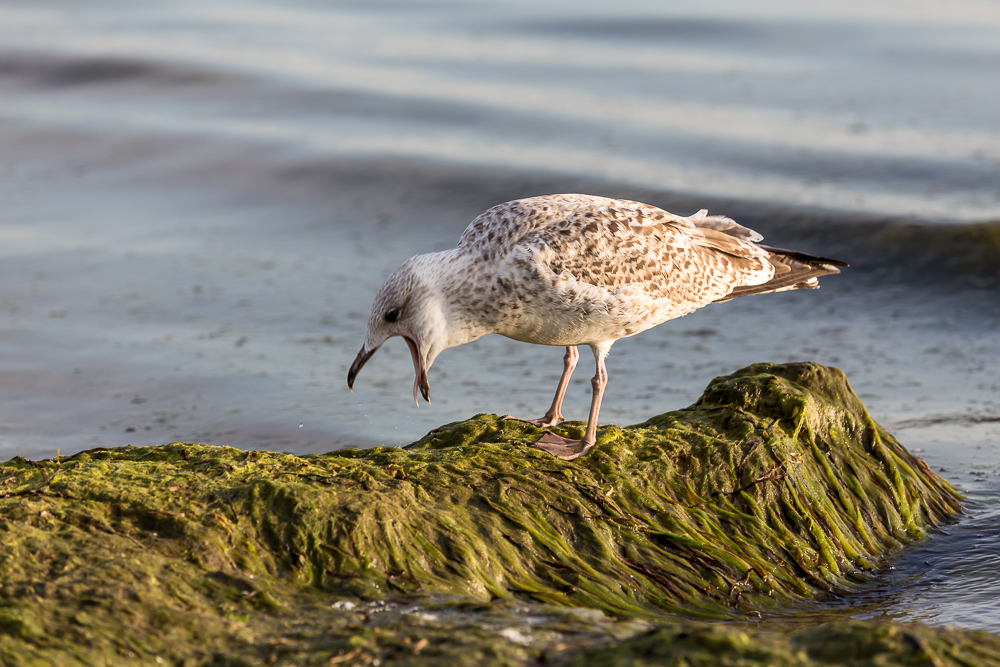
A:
[347,333,430,405]
[401,334,430,405]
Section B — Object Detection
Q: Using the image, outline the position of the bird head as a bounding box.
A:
[347,256,448,405]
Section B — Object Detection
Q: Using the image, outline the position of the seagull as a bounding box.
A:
[348,194,846,460]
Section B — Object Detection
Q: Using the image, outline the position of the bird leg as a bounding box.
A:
[530,343,610,461]
[502,346,578,427]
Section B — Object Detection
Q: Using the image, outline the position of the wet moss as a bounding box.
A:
[566,621,1000,666]
[0,362,979,665]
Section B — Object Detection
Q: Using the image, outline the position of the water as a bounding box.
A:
[1,0,999,636]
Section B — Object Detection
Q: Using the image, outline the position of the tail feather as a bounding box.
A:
[715,245,848,302]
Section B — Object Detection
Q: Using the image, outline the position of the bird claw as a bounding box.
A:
[500,414,563,428]
[529,432,595,461]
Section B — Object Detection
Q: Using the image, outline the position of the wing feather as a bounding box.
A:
[458,194,772,303]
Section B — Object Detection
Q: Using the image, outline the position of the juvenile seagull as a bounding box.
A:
[348,194,846,460]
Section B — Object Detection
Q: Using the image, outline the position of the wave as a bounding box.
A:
[0,51,232,89]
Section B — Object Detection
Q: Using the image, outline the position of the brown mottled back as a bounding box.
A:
[458,194,772,305]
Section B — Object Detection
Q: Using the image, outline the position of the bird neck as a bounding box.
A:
[413,249,493,348]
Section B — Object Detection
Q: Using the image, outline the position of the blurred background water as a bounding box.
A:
[1,0,998,636]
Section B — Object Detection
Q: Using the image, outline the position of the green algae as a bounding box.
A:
[0,362,978,666]
[567,621,1000,666]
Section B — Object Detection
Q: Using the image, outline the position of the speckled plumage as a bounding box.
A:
[349,194,846,459]
[449,194,775,346]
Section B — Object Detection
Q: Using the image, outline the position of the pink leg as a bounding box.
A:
[503,346,578,427]
[530,342,611,461]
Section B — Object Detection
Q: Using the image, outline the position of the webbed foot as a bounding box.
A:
[528,432,595,461]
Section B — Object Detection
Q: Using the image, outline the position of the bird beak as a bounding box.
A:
[401,334,430,405]
[347,333,430,405]
[418,367,430,404]
[347,344,375,391]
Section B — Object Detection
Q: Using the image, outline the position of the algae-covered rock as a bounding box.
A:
[565,621,1000,666]
[0,362,977,665]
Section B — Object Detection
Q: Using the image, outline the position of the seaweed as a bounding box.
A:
[568,621,1000,667]
[0,362,979,666]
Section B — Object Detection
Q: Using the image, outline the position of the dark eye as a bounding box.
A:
[384,309,400,323]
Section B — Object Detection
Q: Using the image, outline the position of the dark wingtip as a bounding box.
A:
[758,244,849,268]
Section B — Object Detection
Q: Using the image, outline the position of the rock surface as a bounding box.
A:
[1,362,989,666]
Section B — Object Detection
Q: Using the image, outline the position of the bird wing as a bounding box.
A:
[459,194,773,302]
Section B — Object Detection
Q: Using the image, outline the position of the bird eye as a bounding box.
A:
[384,309,400,323]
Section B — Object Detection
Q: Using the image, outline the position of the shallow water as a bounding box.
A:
[1,0,999,637]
